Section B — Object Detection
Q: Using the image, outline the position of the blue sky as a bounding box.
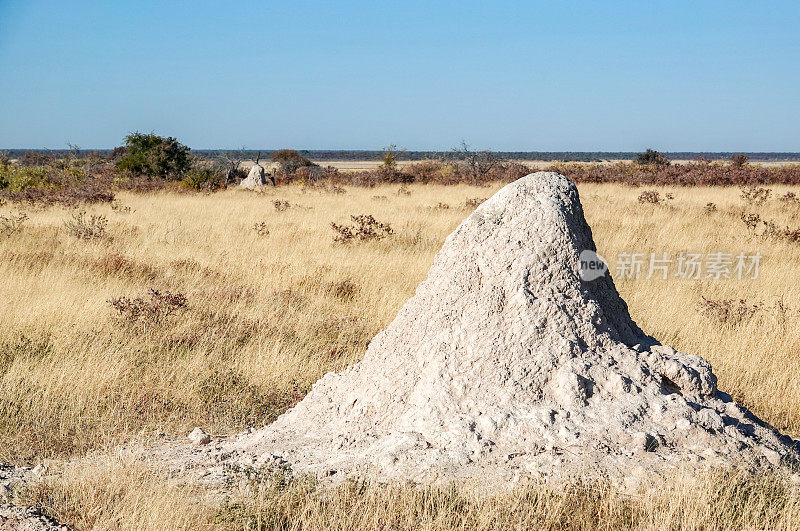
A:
[1,1,798,150]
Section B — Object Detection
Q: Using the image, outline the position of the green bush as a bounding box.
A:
[114,132,191,179]
[0,164,9,190]
[0,162,51,191]
[182,165,225,191]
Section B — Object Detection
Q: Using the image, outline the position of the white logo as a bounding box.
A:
[578,250,608,281]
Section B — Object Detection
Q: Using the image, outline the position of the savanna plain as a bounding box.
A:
[2,179,800,529]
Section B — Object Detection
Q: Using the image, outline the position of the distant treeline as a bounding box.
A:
[4,149,800,163]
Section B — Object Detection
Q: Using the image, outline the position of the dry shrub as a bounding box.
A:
[252,221,270,236]
[779,191,799,204]
[464,197,487,209]
[731,153,750,166]
[0,211,27,237]
[4,181,115,206]
[331,215,393,243]
[301,181,346,194]
[1,156,116,206]
[637,190,672,204]
[63,209,108,240]
[273,200,290,211]
[741,212,800,243]
[329,158,532,187]
[550,161,800,186]
[741,186,772,205]
[108,288,187,324]
[405,159,445,183]
[699,297,762,325]
[741,212,762,232]
[638,190,663,204]
[114,174,187,194]
[704,202,718,213]
[501,162,532,181]
[762,220,800,243]
[110,200,131,213]
[309,157,792,188]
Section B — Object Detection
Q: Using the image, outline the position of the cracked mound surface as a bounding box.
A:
[202,172,798,486]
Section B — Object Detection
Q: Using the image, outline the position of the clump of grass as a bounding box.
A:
[331,214,393,243]
[325,279,359,301]
[0,334,52,376]
[108,288,187,324]
[64,209,108,240]
[93,252,158,281]
[199,370,305,429]
[704,202,717,213]
[778,191,799,204]
[212,469,800,531]
[273,200,290,211]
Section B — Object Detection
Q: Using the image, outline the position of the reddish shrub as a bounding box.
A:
[108,288,188,324]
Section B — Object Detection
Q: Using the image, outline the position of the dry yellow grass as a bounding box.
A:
[17,453,800,530]
[2,180,800,528]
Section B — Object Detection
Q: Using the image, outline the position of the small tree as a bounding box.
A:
[271,149,316,174]
[452,140,498,184]
[380,144,405,170]
[635,149,670,166]
[731,153,749,167]
[214,148,248,184]
[115,132,191,179]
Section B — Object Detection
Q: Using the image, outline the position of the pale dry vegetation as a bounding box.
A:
[3,181,800,528]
